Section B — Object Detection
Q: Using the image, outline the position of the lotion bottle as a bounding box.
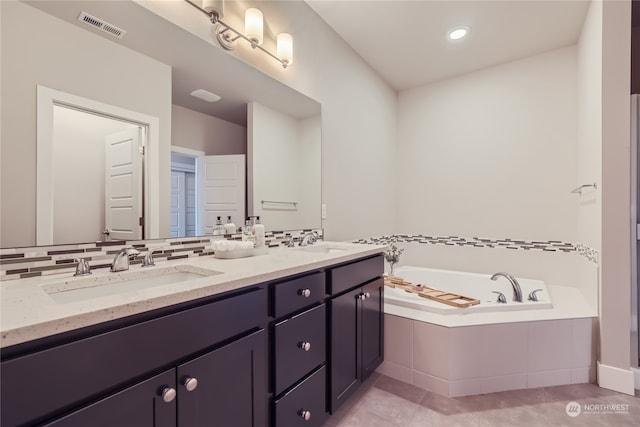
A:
[213,216,225,235]
[254,216,265,248]
[224,216,236,234]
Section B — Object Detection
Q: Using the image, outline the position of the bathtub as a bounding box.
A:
[385,266,552,315]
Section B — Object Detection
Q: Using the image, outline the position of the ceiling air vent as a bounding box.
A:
[77,12,126,39]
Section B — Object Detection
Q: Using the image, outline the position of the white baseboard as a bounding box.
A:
[597,362,635,395]
[632,366,640,390]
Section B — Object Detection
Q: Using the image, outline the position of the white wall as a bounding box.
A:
[0,1,172,247]
[397,47,578,241]
[248,102,320,230]
[171,104,246,155]
[394,46,580,289]
[53,107,137,244]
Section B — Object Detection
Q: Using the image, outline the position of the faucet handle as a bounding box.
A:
[142,249,160,267]
[73,257,92,276]
[528,289,543,302]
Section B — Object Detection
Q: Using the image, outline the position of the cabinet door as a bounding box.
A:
[177,330,267,427]
[361,278,384,380]
[41,369,176,427]
[329,287,361,413]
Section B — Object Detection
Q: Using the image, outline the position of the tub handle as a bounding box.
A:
[528,289,543,302]
[492,291,507,304]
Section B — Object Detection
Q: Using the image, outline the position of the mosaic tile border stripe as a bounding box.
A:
[353,234,577,252]
[353,234,599,265]
[0,229,323,281]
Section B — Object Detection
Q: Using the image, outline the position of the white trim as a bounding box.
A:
[597,362,635,395]
[171,146,205,236]
[36,86,160,244]
[632,366,640,390]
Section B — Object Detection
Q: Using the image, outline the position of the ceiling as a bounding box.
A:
[307,0,591,91]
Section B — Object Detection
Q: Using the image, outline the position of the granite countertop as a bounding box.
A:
[1,242,386,348]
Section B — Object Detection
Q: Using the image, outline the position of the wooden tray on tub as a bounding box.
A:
[384,275,480,308]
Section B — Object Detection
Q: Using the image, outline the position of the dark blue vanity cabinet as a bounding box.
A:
[328,255,385,413]
[270,271,328,427]
[0,287,268,427]
[1,254,384,427]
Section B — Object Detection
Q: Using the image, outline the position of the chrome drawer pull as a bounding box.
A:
[298,288,311,298]
[161,387,176,403]
[298,341,311,351]
[299,409,311,421]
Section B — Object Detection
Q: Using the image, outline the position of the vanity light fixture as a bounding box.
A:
[185,0,293,69]
[447,26,471,41]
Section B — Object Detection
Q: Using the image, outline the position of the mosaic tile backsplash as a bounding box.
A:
[0,229,323,281]
[0,230,600,282]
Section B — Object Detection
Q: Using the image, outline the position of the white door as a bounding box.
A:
[201,155,246,235]
[104,128,143,241]
[170,170,186,238]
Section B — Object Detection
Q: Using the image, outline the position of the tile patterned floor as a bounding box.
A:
[323,374,639,427]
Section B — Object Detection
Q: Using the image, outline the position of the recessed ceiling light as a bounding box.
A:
[190,89,222,103]
[447,26,471,41]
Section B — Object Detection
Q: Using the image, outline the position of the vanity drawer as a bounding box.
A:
[273,303,326,395]
[272,272,325,318]
[1,287,266,427]
[328,254,384,295]
[274,366,327,427]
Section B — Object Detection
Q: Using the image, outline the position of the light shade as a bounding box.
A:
[202,0,224,19]
[277,33,293,66]
[245,8,263,45]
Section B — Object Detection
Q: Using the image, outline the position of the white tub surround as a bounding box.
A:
[378,314,597,398]
[377,265,597,397]
[0,242,385,348]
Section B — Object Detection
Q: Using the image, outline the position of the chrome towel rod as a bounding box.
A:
[261,200,298,207]
[570,183,597,195]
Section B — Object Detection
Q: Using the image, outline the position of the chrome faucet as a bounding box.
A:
[111,247,140,272]
[299,231,319,247]
[490,272,523,302]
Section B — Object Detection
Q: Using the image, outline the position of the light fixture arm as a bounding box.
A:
[184,0,290,69]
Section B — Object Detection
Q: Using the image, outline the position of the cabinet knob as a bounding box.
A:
[298,341,311,351]
[182,377,198,392]
[298,288,311,298]
[161,387,176,403]
[364,292,371,299]
[298,409,312,421]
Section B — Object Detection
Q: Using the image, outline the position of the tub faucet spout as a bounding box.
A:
[490,272,523,302]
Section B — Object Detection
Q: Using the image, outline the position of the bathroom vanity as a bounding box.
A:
[0,242,384,427]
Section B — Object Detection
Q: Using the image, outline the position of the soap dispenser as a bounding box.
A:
[254,216,265,248]
[243,217,255,246]
[224,216,236,234]
[213,216,225,235]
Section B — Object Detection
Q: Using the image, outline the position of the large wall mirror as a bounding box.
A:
[1,0,321,247]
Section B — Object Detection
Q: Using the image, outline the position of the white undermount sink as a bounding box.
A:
[295,245,348,254]
[43,265,222,304]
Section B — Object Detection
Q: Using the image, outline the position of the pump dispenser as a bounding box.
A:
[254,216,265,248]
[223,216,236,234]
[213,216,225,235]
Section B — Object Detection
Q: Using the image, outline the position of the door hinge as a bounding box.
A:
[139,145,145,155]
[139,217,144,226]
